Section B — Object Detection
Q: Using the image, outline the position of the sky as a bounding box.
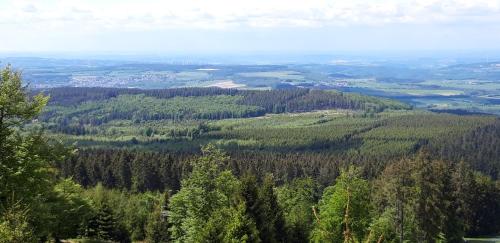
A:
[1,0,500,55]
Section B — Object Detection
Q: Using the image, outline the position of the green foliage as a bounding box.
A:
[200,201,260,243]
[372,158,416,242]
[221,202,260,243]
[0,201,35,243]
[80,199,131,243]
[95,203,117,240]
[411,153,450,242]
[145,192,170,243]
[367,209,398,243]
[0,66,52,204]
[81,183,161,242]
[0,66,48,128]
[168,144,253,242]
[370,152,498,242]
[311,166,372,243]
[47,179,94,240]
[247,174,287,243]
[0,66,79,241]
[276,177,319,242]
[464,172,500,236]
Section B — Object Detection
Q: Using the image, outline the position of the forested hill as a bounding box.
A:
[39,86,410,113]
[37,87,500,184]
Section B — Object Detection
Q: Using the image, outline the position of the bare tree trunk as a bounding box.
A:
[344,186,353,243]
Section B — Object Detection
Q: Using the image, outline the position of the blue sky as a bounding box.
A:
[1,0,500,54]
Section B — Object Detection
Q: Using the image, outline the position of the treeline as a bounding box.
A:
[41,86,410,113]
[39,87,239,106]
[61,149,343,192]
[55,146,500,242]
[62,145,428,193]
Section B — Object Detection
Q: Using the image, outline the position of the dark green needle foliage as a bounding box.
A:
[145,192,171,243]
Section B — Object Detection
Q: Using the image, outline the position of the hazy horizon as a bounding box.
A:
[3,50,500,66]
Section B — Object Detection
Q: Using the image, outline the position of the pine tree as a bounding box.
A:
[451,161,476,234]
[0,65,74,240]
[96,203,116,240]
[117,152,132,190]
[168,144,243,242]
[0,65,50,204]
[255,174,287,243]
[240,174,261,227]
[412,153,447,242]
[220,202,260,243]
[276,177,318,243]
[372,158,414,243]
[146,192,171,243]
[73,160,90,187]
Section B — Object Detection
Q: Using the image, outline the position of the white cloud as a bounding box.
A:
[1,0,500,53]
[1,0,500,32]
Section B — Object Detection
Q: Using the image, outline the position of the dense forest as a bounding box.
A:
[2,66,500,242]
[40,87,409,112]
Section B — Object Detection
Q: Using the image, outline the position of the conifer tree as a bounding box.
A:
[0,66,72,241]
[255,174,287,243]
[168,144,257,242]
[96,203,116,240]
[146,192,171,243]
